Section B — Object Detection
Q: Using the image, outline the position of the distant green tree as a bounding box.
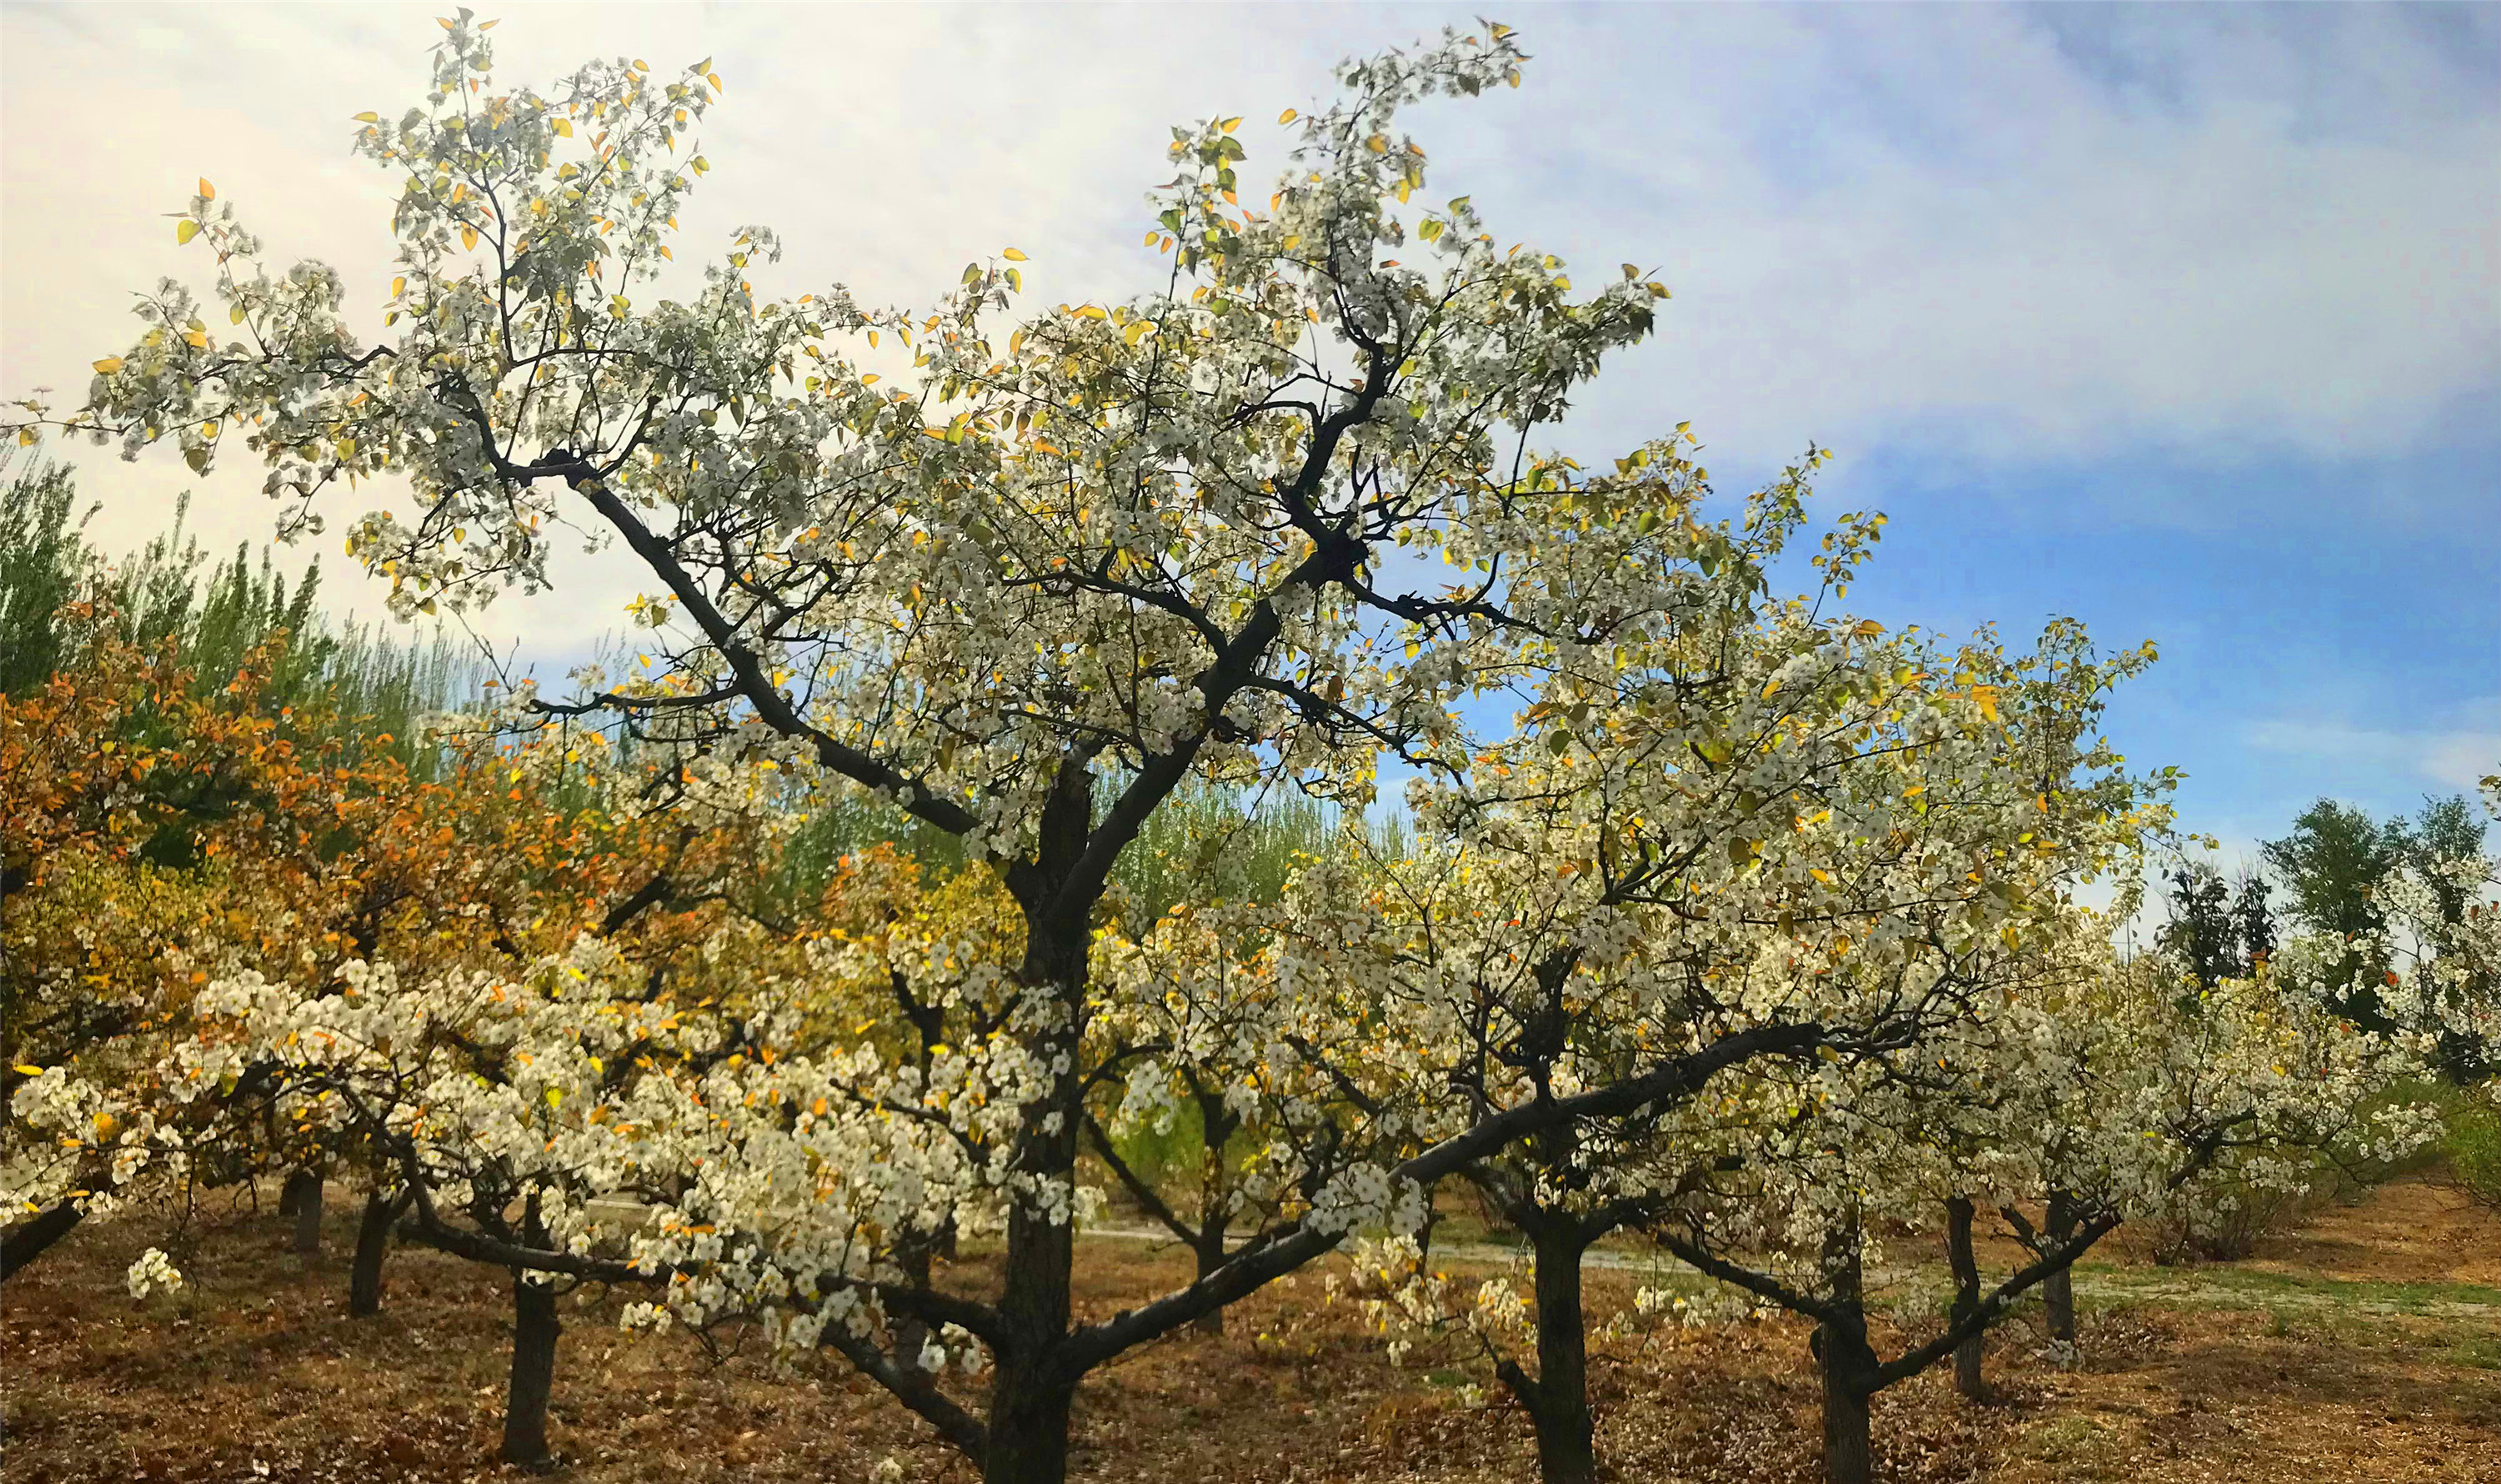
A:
[2263,800,2404,1027]
[0,456,99,697]
[2158,862,2239,992]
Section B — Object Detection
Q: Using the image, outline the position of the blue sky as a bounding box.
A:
[4,3,2493,860]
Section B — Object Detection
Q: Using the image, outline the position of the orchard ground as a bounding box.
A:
[6,1178,2497,1483]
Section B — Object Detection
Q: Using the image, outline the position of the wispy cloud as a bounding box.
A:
[3,3,2491,752]
[2245,698,2501,795]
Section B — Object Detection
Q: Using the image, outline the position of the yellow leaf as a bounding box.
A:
[11,1065,41,1076]
[659,245,672,259]
[1278,108,1298,124]
[183,329,208,348]
[15,429,35,446]
[198,178,214,199]
[353,111,380,123]
[461,224,479,250]
[437,15,454,28]
[92,357,123,374]
[553,118,573,137]
[707,72,724,92]
[1124,320,1154,346]
[1220,116,1241,133]
[391,275,407,297]
[479,18,498,28]
[230,304,246,323]
[1002,247,1027,261]
[176,219,200,244]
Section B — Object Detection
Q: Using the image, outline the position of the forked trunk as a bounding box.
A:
[501,1271,562,1468]
[981,951,1084,1484]
[1522,1220,1597,1484]
[1186,1090,1236,1338]
[982,1361,1076,1484]
[895,1241,936,1376]
[2042,1189,2079,1350]
[1816,1323,1877,1484]
[348,1189,400,1317]
[1944,1196,1987,1401]
[1815,1224,1878,1484]
[1190,1222,1228,1337]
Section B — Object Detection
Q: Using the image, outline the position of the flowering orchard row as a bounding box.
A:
[7,15,2495,1484]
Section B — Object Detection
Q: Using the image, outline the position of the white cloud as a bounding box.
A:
[2245,701,2501,794]
[4,3,2492,653]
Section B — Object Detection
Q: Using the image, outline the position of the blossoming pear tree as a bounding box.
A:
[2,12,2233,1478]
[2,609,397,1284]
[2371,769,2499,1071]
[1641,910,2438,1484]
[1296,610,2176,1483]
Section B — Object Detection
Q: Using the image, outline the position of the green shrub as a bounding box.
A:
[2448,1098,2501,1210]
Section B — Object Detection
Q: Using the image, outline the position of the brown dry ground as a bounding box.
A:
[4,1176,2498,1483]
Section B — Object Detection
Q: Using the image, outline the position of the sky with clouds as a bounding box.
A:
[4,2,2493,860]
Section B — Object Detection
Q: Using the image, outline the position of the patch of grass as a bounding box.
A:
[2079,1261,2501,1314]
[2017,1412,2127,1471]
[2447,1100,2501,1210]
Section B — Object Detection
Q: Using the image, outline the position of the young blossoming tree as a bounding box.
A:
[1643,915,2438,1484]
[1299,609,2175,1484]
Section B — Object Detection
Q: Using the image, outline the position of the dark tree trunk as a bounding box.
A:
[1190,1221,1228,1337]
[2042,1189,2079,1350]
[895,1240,937,1375]
[984,1172,1078,1484]
[501,1271,562,1468]
[1814,1224,1878,1484]
[1521,1218,1597,1484]
[0,1201,85,1283]
[1816,1323,1877,1484]
[982,1361,1075,1484]
[980,902,1086,1484]
[1944,1196,1987,1402]
[280,1168,323,1256]
[1188,1090,1237,1337]
[348,1189,401,1317]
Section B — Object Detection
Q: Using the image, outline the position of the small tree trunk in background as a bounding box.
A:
[1944,1196,1987,1402]
[2042,1189,2079,1351]
[348,1190,400,1317]
[1414,1195,1444,1269]
[284,1170,323,1256]
[501,1271,562,1468]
